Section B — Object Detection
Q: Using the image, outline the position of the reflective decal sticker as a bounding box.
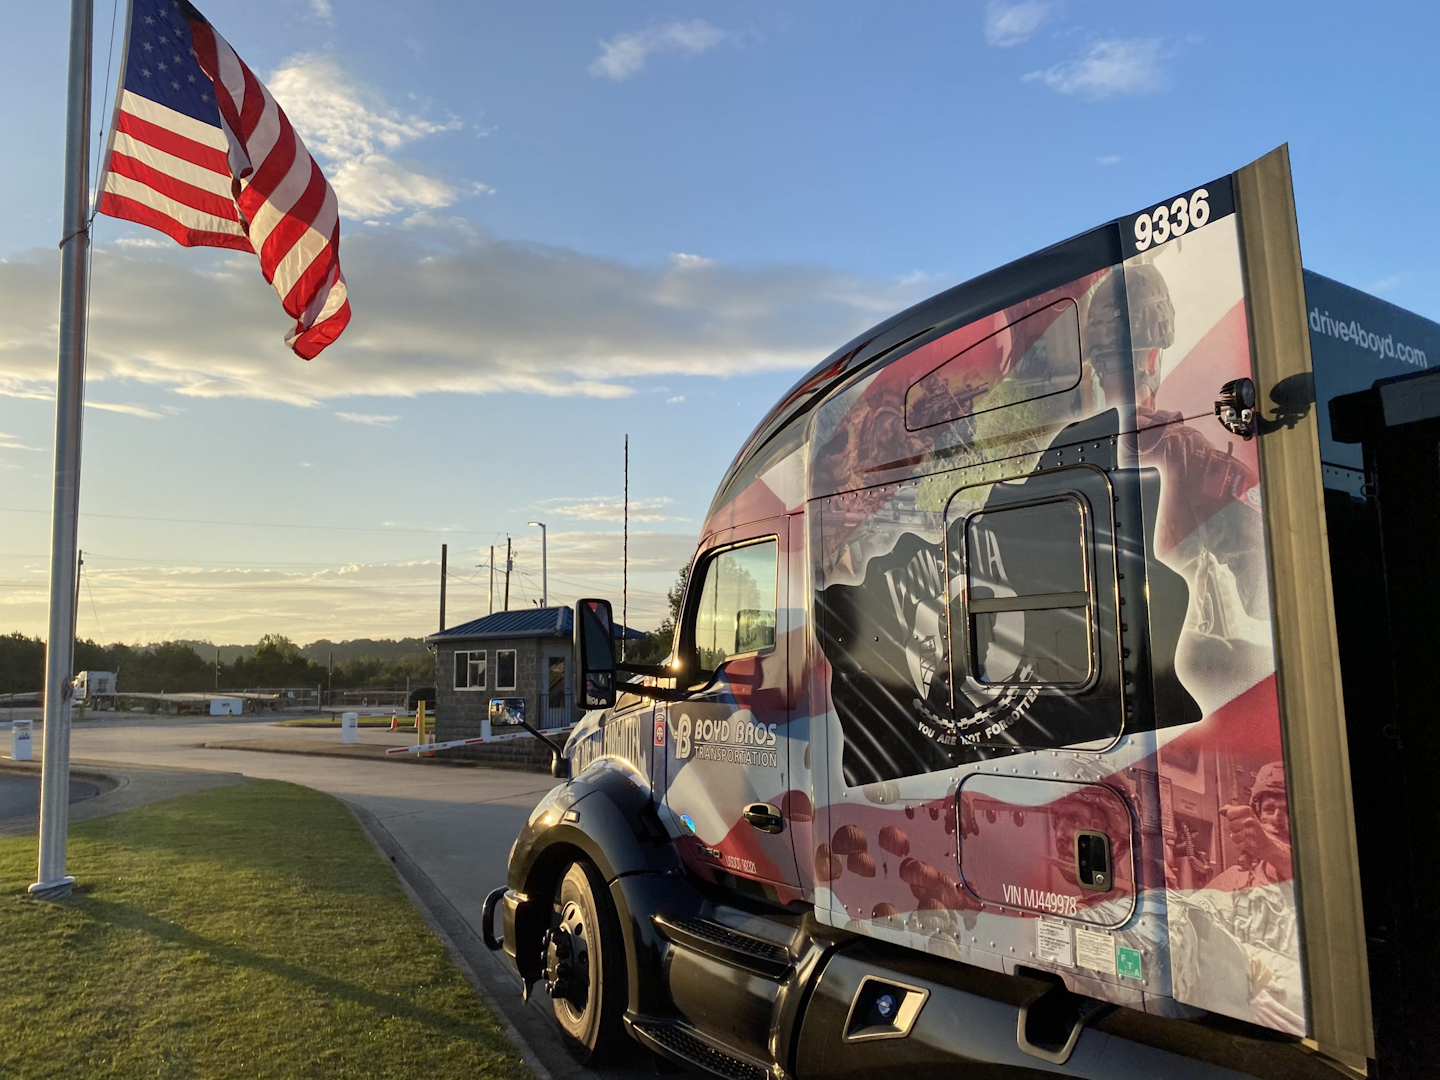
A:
[1075,927,1117,976]
[1037,920,1074,967]
[1117,945,1143,980]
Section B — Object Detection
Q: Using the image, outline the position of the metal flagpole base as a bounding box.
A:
[28,877,76,901]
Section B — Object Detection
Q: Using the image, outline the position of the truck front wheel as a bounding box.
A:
[544,860,626,1063]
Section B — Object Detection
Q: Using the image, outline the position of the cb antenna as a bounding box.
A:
[622,433,629,662]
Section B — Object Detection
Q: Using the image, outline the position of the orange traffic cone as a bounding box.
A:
[389,710,398,731]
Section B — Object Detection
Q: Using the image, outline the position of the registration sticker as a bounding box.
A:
[654,718,667,746]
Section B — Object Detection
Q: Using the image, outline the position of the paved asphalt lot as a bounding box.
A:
[0,774,98,819]
[4,714,645,1080]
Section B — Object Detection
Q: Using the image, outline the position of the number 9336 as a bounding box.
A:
[1133,188,1211,252]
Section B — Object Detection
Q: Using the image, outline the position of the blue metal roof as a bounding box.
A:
[427,605,646,643]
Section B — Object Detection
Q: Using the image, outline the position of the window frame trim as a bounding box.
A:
[495,648,519,692]
[956,491,1101,693]
[679,533,782,672]
[454,648,488,692]
[903,297,1084,434]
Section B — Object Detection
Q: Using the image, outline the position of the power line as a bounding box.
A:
[0,506,501,537]
[82,565,104,645]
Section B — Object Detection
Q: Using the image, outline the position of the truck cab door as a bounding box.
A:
[665,520,801,892]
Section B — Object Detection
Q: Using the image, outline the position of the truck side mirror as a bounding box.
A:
[575,598,616,710]
[734,608,776,655]
[489,697,526,727]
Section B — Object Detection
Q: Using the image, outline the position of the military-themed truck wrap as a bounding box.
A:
[484,146,1434,1079]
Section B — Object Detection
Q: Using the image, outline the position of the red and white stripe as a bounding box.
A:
[98,21,350,359]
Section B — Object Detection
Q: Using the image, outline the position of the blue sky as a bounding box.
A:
[2,0,1437,645]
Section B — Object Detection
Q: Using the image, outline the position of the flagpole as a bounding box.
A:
[32,0,95,901]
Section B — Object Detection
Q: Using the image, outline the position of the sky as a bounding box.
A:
[2,0,1437,647]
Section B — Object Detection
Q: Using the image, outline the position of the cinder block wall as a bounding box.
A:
[434,638,550,742]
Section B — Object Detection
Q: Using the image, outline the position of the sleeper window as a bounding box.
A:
[965,498,1093,686]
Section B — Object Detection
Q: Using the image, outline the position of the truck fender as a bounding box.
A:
[503,761,679,992]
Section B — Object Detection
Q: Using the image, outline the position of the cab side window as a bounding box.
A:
[691,540,778,670]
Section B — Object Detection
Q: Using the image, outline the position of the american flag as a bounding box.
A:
[98,0,350,358]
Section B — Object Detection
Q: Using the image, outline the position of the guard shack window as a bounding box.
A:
[965,498,1094,687]
[454,650,487,691]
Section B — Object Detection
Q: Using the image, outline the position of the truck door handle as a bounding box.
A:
[743,803,784,834]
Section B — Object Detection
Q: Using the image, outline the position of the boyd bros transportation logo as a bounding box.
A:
[674,712,779,768]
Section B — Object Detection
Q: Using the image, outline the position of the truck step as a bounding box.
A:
[631,1018,771,1080]
[653,914,792,978]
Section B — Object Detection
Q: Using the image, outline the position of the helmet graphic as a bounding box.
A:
[1079,263,1176,402]
[1250,762,1287,811]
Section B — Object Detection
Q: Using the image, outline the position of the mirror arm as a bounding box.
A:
[617,662,673,678]
[624,683,691,703]
[510,718,570,777]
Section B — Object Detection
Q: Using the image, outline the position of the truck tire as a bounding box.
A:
[545,860,626,1063]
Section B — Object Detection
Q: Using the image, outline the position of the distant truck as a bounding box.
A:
[71,670,116,709]
[482,147,1437,1078]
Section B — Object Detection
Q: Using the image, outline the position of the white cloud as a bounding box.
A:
[984,2,1052,48]
[537,496,682,523]
[665,395,685,405]
[1365,273,1403,294]
[1096,154,1121,166]
[1024,39,1166,99]
[309,0,334,21]
[335,411,399,426]
[0,433,44,451]
[0,228,933,409]
[267,56,460,161]
[327,156,483,219]
[590,20,727,81]
[264,55,470,220]
[86,400,163,419]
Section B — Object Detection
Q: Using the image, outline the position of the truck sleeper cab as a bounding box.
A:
[485,146,1428,1079]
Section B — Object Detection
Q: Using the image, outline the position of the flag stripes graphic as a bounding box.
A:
[98,0,349,358]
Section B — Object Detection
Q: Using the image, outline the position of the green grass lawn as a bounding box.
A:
[0,781,531,1080]
[275,716,421,729]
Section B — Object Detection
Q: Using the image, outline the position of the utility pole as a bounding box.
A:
[527,521,548,607]
[439,543,448,632]
[489,545,495,615]
[72,550,83,666]
[327,650,333,707]
[215,646,220,691]
[33,0,93,901]
[504,536,512,612]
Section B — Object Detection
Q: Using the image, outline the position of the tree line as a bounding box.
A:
[0,632,435,696]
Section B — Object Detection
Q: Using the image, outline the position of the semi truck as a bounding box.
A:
[481,146,1439,1078]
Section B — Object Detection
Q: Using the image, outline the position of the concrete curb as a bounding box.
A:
[0,757,124,791]
[202,739,550,773]
[0,757,247,838]
[346,800,557,1080]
